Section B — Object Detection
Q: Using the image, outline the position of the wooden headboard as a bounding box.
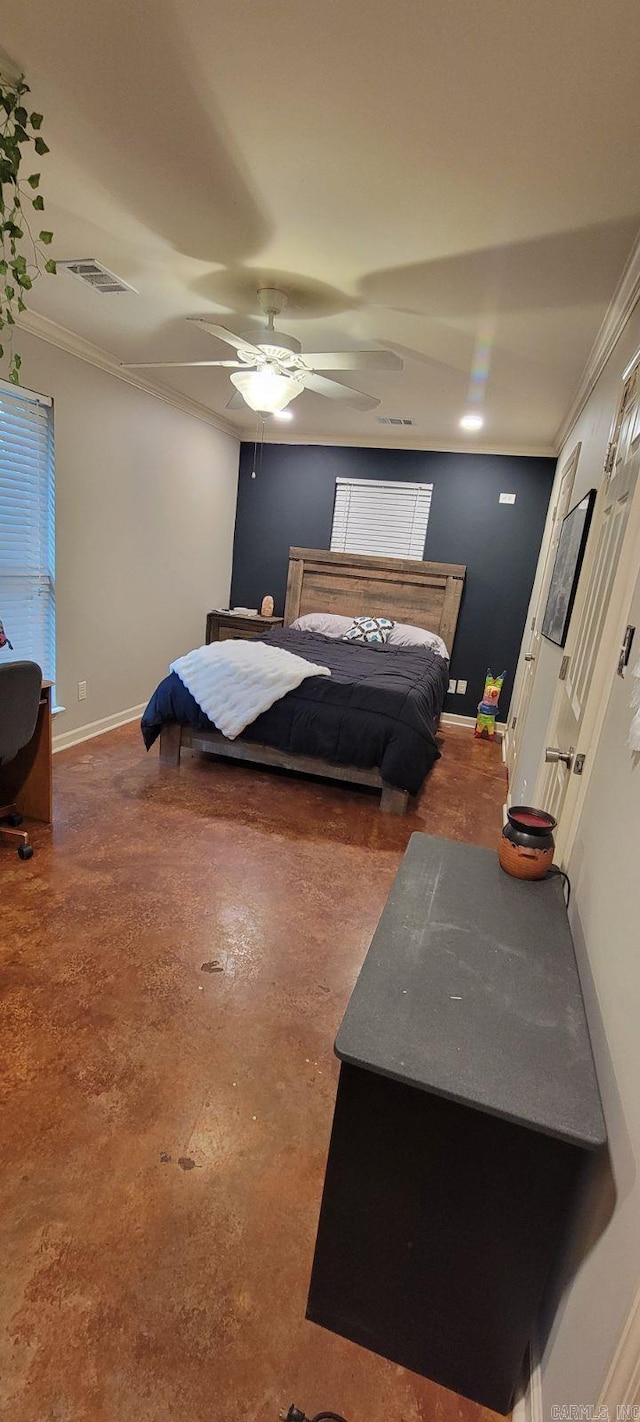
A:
[284,548,466,653]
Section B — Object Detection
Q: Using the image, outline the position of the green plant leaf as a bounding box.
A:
[32,194,45,210]
[30,112,44,130]
[0,344,3,358]
[17,296,26,311]
[14,125,29,145]
[14,352,22,368]
[39,229,53,244]
[6,308,15,322]
[34,137,49,156]
[44,258,57,274]
[27,173,40,188]
[12,253,27,271]
[15,106,28,126]
[5,285,14,300]
[0,260,6,275]
[8,369,19,384]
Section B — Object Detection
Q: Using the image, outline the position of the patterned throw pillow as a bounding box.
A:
[343,616,395,645]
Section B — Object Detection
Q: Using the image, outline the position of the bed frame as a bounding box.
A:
[159,548,466,814]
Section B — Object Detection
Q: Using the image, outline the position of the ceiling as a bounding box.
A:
[2,0,640,453]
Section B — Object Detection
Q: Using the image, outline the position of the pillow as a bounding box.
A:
[291,612,354,638]
[343,616,395,645]
[386,622,449,659]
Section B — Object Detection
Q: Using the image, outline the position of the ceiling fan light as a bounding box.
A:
[230,366,305,413]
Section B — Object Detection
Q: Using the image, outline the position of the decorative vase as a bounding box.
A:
[261,595,274,617]
[498,806,557,881]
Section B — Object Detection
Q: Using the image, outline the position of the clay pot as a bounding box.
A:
[498,806,557,880]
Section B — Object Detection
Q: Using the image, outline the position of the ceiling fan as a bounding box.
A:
[121,287,402,414]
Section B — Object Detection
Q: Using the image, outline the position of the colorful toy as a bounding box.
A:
[475,669,506,739]
[0,619,13,650]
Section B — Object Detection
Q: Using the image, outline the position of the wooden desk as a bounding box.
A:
[307,834,606,1414]
[0,679,53,824]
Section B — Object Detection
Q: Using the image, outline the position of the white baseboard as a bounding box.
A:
[598,1283,640,1408]
[440,711,504,738]
[53,702,146,753]
[513,1336,543,1422]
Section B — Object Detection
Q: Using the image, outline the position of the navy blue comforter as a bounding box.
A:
[141,628,449,795]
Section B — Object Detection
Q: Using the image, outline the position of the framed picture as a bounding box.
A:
[542,488,596,647]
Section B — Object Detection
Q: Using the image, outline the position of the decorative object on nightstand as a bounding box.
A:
[205,609,284,644]
[261,595,274,618]
[0,619,13,650]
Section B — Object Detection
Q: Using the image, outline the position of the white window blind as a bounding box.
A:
[330,477,433,560]
[0,379,55,684]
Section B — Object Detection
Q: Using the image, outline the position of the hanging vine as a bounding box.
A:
[0,72,56,384]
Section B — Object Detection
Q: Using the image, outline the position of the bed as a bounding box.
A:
[142,548,466,814]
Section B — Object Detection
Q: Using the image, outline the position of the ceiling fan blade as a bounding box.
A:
[120,359,245,369]
[301,372,380,410]
[225,390,247,410]
[301,350,403,371]
[188,317,263,358]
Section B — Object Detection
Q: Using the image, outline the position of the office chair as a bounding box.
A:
[0,660,43,860]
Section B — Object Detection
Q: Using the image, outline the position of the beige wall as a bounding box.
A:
[514,300,640,1403]
[16,332,239,738]
[511,302,640,803]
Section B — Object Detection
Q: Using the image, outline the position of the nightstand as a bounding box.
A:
[205,610,285,644]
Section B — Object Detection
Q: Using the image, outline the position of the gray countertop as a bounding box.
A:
[335,833,606,1149]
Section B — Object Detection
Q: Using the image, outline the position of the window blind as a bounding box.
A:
[0,379,55,684]
[330,477,433,560]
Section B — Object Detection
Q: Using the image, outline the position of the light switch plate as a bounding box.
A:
[457,679,468,694]
[499,492,516,504]
[448,679,456,694]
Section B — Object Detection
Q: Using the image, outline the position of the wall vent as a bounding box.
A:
[58,259,137,294]
[376,416,415,426]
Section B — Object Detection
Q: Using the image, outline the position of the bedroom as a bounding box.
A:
[2,2,640,1420]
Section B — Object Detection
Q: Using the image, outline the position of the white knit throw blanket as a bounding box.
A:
[170,638,331,740]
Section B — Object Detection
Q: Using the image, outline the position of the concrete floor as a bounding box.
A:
[1,722,507,1422]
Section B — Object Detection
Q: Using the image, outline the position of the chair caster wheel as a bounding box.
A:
[18,844,33,860]
[8,813,23,827]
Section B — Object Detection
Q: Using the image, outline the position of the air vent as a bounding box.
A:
[58,259,137,294]
[376,416,415,426]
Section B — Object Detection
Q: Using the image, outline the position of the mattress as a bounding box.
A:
[141,627,449,795]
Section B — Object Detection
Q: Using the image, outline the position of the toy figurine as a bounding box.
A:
[475,669,506,739]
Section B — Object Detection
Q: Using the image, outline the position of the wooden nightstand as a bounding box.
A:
[205,610,285,644]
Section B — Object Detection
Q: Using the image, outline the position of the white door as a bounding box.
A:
[534,363,640,856]
[504,444,580,780]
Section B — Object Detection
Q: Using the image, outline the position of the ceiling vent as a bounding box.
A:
[376,416,415,426]
[58,259,137,294]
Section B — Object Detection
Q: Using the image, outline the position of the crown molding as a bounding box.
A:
[254,430,557,457]
[16,309,238,440]
[554,225,640,452]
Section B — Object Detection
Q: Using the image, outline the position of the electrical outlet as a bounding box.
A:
[457,679,468,695]
[448,678,456,694]
[499,492,516,504]
[77,680,87,701]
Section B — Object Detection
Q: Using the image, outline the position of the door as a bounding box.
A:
[504,444,580,780]
[534,363,640,855]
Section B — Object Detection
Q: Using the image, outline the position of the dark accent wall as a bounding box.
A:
[230,444,555,720]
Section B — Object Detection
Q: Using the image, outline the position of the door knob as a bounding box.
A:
[524,654,536,661]
[545,746,574,767]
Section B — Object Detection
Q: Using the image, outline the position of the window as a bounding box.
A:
[330,477,433,560]
[0,379,55,684]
